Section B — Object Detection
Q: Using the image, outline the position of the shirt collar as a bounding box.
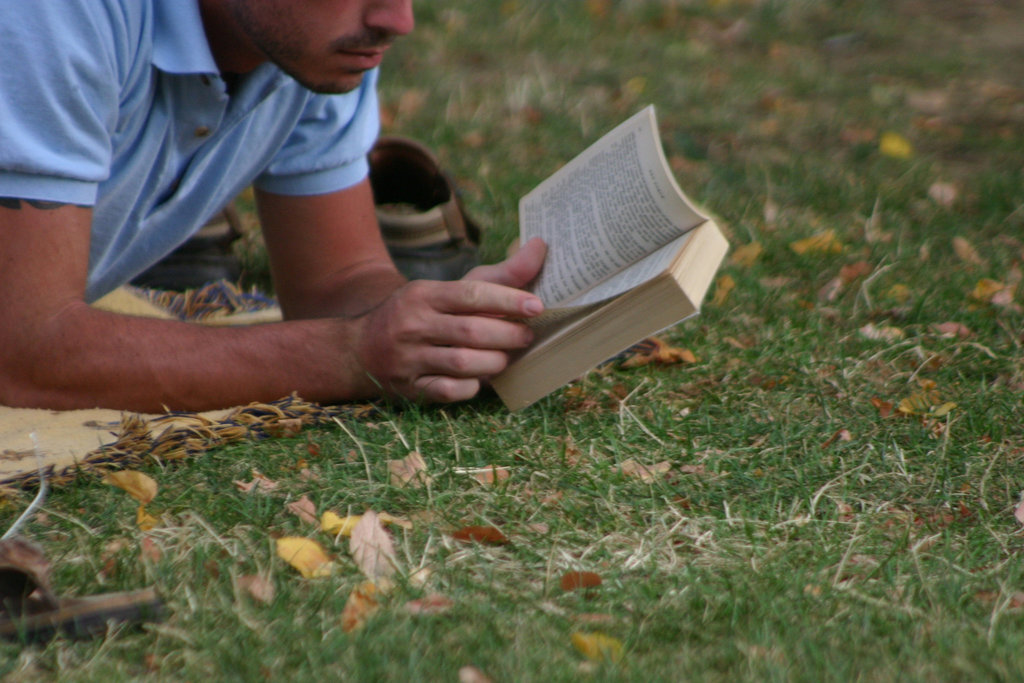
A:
[151,0,219,74]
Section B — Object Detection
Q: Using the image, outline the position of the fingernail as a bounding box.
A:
[523,298,543,316]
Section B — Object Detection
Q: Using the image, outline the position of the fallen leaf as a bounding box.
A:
[286,495,319,526]
[932,322,971,338]
[139,535,162,562]
[839,261,873,283]
[953,237,986,267]
[859,323,905,342]
[818,276,844,302]
[341,580,379,632]
[458,665,494,683]
[322,510,412,537]
[821,429,853,448]
[451,526,509,545]
[879,131,913,159]
[571,631,623,662]
[455,465,511,486]
[388,450,431,488]
[619,337,696,369]
[136,505,159,531]
[619,459,672,483]
[870,397,894,418]
[104,470,157,504]
[237,574,276,604]
[711,274,736,306]
[276,537,333,579]
[790,229,843,255]
[404,593,455,615]
[350,511,399,582]
[928,181,958,208]
[234,470,279,494]
[265,417,303,438]
[970,279,1005,302]
[322,511,361,537]
[560,571,603,591]
[730,242,762,267]
[1015,499,1024,525]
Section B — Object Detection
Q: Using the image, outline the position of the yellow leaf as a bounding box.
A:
[879,131,913,159]
[341,581,380,633]
[970,279,1006,302]
[275,537,333,579]
[790,229,843,255]
[321,511,361,537]
[104,470,158,504]
[711,273,736,306]
[571,631,623,662]
[730,241,762,267]
[321,511,412,536]
[388,450,431,488]
[136,505,159,531]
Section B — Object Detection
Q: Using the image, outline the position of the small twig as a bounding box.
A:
[2,432,49,540]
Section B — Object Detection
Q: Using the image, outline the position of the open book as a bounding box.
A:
[490,105,729,410]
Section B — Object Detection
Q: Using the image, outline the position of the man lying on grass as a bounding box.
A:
[0,0,546,413]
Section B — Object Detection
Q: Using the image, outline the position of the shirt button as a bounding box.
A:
[194,126,211,138]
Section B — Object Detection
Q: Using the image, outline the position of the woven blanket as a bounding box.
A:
[0,283,365,490]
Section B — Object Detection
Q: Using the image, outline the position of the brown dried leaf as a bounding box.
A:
[870,397,894,418]
[237,574,276,604]
[560,571,603,591]
[932,321,971,338]
[104,470,158,504]
[928,181,958,208]
[404,593,455,615]
[457,465,511,486]
[619,337,696,369]
[619,459,672,483]
[286,495,318,526]
[350,510,398,582]
[859,323,905,342]
[839,261,873,283]
[388,450,431,488]
[341,580,380,633]
[458,665,495,683]
[953,237,986,267]
[451,525,509,545]
[234,470,279,494]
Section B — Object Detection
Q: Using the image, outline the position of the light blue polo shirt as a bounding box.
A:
[0,0,380,301]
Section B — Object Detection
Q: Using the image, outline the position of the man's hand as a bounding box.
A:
[353,237,547,402]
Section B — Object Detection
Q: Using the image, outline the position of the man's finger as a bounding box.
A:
[464,237,546,289]
[420,279,543,318]
[411,375,482,403]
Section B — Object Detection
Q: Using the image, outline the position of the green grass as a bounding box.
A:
[3,0,1024,679]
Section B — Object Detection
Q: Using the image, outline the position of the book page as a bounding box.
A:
[520,106,706,307]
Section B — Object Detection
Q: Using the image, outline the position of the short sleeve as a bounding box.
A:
[0,1,129,205]
[253,69,381,196]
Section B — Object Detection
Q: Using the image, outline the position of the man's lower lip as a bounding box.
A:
[337,51,385,69]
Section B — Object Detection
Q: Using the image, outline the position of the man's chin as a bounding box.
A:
[292,70,367,95]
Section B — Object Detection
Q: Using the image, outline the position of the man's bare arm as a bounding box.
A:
[0,183,545,411]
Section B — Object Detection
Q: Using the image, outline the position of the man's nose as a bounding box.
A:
[365,0,415,38]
